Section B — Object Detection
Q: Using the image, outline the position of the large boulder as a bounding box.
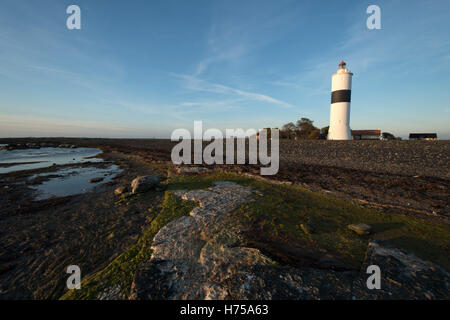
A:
[131,175,160,194]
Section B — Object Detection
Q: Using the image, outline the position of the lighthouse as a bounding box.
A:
[328,61,353,140]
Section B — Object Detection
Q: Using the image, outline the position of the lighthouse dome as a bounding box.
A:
[336,61,352,75]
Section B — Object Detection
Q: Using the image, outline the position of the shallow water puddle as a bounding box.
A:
[29,165,122,200]
[0,147,102,174]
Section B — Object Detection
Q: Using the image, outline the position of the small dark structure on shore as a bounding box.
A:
[381,132,396,140]
[351,130,381,140]
[409,133,437,140]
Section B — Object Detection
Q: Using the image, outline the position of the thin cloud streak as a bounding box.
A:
[172,73,293,108]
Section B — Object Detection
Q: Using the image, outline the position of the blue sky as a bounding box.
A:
[0,0,449,138]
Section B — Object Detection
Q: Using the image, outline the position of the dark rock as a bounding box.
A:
[114,185,128,195]
[355,241,450,299]
[131,175,160,194]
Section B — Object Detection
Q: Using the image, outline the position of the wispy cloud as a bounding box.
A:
[178,99,241,111]
[172,73,293,108]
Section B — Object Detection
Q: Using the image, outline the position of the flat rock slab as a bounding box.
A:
[348,223,372,235]
[131,182,268,299]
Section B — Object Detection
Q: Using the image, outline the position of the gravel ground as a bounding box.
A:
[1,138,449,221]
[2,138,448,177]
[279,140,450,179]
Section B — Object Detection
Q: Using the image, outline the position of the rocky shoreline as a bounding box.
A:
[0,148,167,299]
[0,142,78,150]
[0,138,449,300]
[2,138,447,178]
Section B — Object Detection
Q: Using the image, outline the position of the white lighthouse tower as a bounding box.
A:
[328,61,353,140]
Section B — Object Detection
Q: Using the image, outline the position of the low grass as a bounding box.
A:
[242,179,449,269]
[61,191,197,300]
[166,171,251,191]
[169,171,450,270]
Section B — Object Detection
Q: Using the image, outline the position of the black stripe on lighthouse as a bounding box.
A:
[331,89,351,104]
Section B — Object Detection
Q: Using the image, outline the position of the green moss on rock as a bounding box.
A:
[61,192,197,300]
